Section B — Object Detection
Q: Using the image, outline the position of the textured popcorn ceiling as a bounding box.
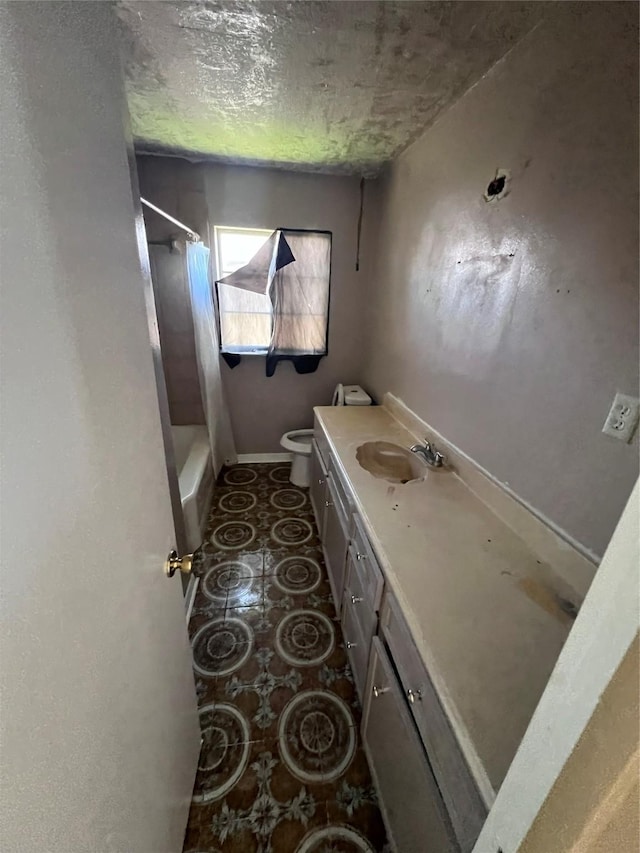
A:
[117,1,545,175]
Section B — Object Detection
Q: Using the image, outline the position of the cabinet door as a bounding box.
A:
[322,474,349,614]
[351,513,384,611]
[363,638,458,853]
[310,439,328,536]
[341,583,370,699]
[343,545,379,644]
[380,593,486,851]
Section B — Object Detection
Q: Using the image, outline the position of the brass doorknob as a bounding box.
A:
[165,550,193,578]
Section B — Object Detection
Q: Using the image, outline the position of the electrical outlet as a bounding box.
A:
[602,393,640,442]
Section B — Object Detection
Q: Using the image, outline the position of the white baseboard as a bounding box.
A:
[184,575,199,624]
[236,452,293,463]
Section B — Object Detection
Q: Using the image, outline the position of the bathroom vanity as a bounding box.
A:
[311,396,596,853]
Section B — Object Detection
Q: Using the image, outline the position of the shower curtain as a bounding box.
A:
[186,242,237,475]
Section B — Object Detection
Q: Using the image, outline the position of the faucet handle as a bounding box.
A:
[434,450,446,466]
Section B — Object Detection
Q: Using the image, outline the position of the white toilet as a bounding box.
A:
[280,429,315,487]
[281,384,372,487]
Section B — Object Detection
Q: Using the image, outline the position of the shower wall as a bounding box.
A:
[140,158,208,425]
[148,244,204,425]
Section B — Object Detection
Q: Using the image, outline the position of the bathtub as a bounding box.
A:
[171,425,214,553]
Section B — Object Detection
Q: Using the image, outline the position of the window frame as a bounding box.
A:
[212,225,332,358]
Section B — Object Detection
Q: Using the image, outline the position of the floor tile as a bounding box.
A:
[200,549,264,578]
[184,462,387,852]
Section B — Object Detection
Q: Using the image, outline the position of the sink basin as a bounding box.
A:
[356,441,426,484]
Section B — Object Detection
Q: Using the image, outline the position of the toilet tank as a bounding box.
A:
[332,384,372,406]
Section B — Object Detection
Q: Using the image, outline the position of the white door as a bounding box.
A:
[0,4,200,851]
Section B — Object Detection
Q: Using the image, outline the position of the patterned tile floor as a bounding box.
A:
[183,463,389,853]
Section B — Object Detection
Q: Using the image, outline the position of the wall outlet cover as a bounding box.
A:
[601,392,640,443]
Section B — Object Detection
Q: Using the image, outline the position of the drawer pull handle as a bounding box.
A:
[351,594,363,605]
[318,478,324,485]
[356,552,366,561]
[373,685,389,698]
[407,689,423,704]
[346,640,357,649]
[325,500,332,507]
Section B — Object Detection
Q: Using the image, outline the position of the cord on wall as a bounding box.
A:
[356,176,365,271]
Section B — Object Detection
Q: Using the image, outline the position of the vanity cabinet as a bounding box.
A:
[363,638,459,853]
[310,439,328,536]
[311,405,570,852]
[313,419,485,852]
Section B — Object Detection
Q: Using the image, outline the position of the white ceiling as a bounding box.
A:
[117,1,546,175]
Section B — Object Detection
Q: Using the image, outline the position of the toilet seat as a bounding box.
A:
[280,429,314,456]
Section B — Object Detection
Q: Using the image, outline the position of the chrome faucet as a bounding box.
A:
[410,439,446,468]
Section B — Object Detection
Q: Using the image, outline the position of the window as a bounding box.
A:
[214,227,273,354]
[214,226,331,357]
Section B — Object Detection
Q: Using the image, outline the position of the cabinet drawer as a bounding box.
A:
[363,638,458,853]
[351,513,384,612]
[343,545,378,644]
[380,593,487,852]
[341,587,369,699]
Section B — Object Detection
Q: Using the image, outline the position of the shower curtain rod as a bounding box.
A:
[140,196,200,241]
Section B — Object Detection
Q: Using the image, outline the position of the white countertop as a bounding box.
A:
[315,404,590,800]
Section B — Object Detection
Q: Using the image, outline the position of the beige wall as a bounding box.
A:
[518,636,639,853]
[361,4,639,557]
[205,164,366,454]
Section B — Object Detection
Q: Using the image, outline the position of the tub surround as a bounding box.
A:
[314,398,596,802]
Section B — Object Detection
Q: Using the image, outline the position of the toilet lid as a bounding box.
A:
[332,384,345,406]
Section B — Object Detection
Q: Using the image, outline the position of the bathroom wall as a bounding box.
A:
[138,156,366,452]
[138,157,207,424]
[361,3,639,558]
